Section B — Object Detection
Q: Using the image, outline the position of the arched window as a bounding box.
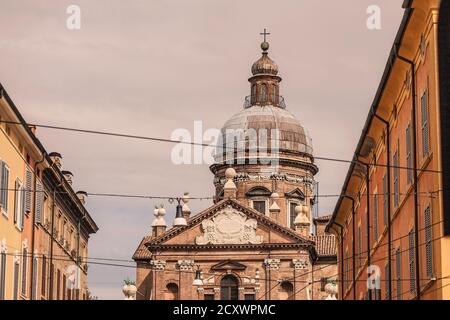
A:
[164,283,179,300]
[279,281,294,300]
[251,84,257,99]
[220,275,239,300]
[261,84,267,102]
[246,187,271,215]
[271,84,277,103]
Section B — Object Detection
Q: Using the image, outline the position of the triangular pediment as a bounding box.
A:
[144,199,314,251]
[211,260,247,271]
[284,188,305,200]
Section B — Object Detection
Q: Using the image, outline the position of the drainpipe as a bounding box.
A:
[396,49,421,300]
[371,111,392,300]
[30,153,46,299]
[333,222,345,300]
[343,195,357,300]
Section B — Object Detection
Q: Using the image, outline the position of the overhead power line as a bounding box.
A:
[0,119,442,174]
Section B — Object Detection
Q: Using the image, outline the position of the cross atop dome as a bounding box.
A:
[260,28,270,52]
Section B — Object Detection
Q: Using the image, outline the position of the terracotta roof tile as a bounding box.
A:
[311,235,336,257]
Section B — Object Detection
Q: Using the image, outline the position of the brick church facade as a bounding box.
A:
[133,37,337,300]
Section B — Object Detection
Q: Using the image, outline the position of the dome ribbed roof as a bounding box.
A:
[217,105,313,158]
[251,53,278,76]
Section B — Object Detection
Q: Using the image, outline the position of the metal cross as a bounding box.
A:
[260,28,270,42]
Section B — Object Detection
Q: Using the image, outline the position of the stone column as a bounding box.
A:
[149,260,166,299]
[177,260,194,300]
[263,258,281,300]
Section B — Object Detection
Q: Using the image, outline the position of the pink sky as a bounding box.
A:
[0,0,404,299]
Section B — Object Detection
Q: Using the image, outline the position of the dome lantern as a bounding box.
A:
[247,29,284,108]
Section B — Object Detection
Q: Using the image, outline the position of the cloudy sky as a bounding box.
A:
[0,0,405,299]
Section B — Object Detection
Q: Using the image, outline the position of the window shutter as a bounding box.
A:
[408,230,415,294]
[421,91,429,156]
[20,186,25,230]
[13,261,20,300]
[0,164,9,212]
[21,248,27,296]
[0,161,3,208]
[0,252,6,300]
[384,264,390,300]
[373,194,378,242]
[32,256,38,300]
[396,248,401,300]
[14,179,20,224]
[425,207,433,278]
[35,181,43,224]
[406,125,412,184]
[24,169,32,214]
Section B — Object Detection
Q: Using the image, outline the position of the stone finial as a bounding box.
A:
[152,205,167,237]
[294,205,310,237]
[173,203,187,227]
[269,192,281,220]
[223,168,237,199]
[181,192,191,220]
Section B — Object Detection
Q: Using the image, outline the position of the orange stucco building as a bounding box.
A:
[327,0,450,300]
[0,84,98,300]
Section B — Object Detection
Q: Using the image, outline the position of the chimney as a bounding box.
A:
[76,191,88,205]
[49,152,62,169]
[173,203,187,227]
[223,167,237,199]
[181,192,191,220]
[152,205,167,237]
[62,170,74,185]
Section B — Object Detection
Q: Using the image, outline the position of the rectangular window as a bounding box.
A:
[21,248,28,296]
[393,151,399,208]
[56,269,61,300]
[425,206,433,278]
[244,294,255,300]
[384,263,390,300]
[0,252,6,300]
[13,261,20,300]
[358,225,363,268]
[383,174,388,226]
[35,181,43,224]
[204,293,215,300]
[406,124,413,184]
[0,161,10,214]
[408,230,415,294]
[421,90,429,157]
[41,255,47,297]
[252,200,266,215]
[32,256,38,300]
[24,169,33,214]
[290,202,298,229]
[373,193,379,242]
[63,274,66,300]
[345,249,349,288]
[14,179,23,225]
[396,248,401,300]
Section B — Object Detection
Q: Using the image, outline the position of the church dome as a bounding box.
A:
[251,48,278,76]
[218,105,313,157]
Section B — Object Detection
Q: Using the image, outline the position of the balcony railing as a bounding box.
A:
[243,94,286,109]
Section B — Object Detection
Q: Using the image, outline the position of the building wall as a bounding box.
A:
[0,86,97,300]
[331,0,448,300]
